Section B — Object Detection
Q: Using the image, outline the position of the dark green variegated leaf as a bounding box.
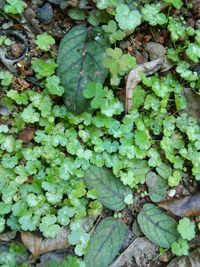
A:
[84,217,127,267]
[146,172,168,202]
[84,165,132,211]
[57,25,108,114]
[137,204,179,248]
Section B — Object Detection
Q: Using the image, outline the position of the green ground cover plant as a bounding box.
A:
[0,0,200,266]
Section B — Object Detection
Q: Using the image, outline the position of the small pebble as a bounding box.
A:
[167,188,176,198]
[24,8,36,20]
[2,21,13,29]
[0,105,11,116]
[159,251,172,263]
[194,65,200,75]
[37,3,53,24]
[11,43,24,58]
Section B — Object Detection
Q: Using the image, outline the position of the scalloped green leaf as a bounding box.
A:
[84,217,127,267]
[57,25,109,114]
[84,165,132,211]
[137,204,179,248]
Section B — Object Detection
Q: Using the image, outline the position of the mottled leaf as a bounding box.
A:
[84,165,132,211]
[146,171,168,202]
[84,217,127,267]
[159,194,200,217]
[137,204,179,248]
[57,25,108,114]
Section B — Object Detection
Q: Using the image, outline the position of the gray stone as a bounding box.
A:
[37,3,53,24]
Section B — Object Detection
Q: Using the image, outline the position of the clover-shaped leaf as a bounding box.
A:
[142,4,167,26]
[177,218,195,241]
[83,82,107,109]
[115,4,142,30]
[57,206,75,226]
[45,75,65,96]
[35,33,55,51]
[103,47,136,85]
[102,20,125,44]
[39,215,61,238]
[164,0,183,9]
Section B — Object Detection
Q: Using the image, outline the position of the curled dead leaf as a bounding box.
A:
[182,87,200,124]
[144,42,173,72]
[110,237,158,267]
[125,58,163,112]
[18,127,35,143]
[144,42,166,59]
[0,231,16,242]
[167,247,200,267]
[159,194,200,217]
[21,227,70,260]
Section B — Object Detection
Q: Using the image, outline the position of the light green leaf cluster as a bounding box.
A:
[39,215,61,238]
[176,62,198,82]
[45,75,65,96]
[0,71,13,86]
[103,48,136,85]
[102,20,125,44]
[177,218,195,241]
[115,4,141,31]
[31,58,57,79]
[68,221,90,256]
[0,36,12,46]
[171,238,189,256]
[168,18,187,42]
[1,1,200,260]
[35,33,55,51]
[83,82,107,109]
[142,4,167,26]
[97,0,118,9]
[4,0,25,14]
[83,82,123,116]
[164,0,183,9]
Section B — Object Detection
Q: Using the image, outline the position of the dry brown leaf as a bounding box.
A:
[0,231,16,242]
[183,87,200,124]
[167,247,200,267]
[144,42,173,72]
[159,194,200,217]
[18,127,35,143]
[21,227,70,259]
[125,58,163,112]
[110,237,158,267]
[144,42,166,59]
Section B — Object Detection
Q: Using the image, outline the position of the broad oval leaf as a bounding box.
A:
[84,217,127,267]
[84,165,132,211]
[57,25,108,114]
[137,204,179,248]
